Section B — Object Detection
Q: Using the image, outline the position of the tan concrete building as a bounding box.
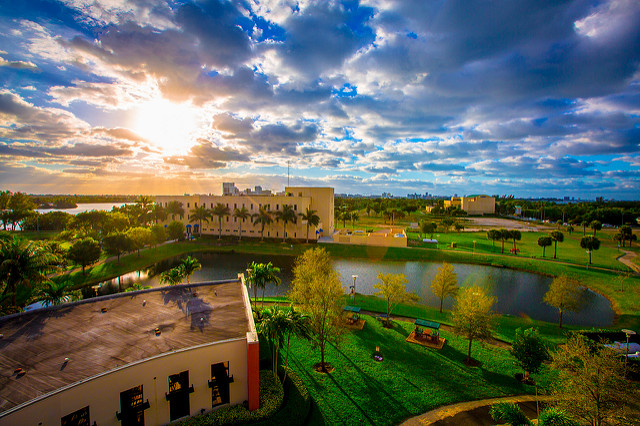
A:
[156,185,334,241]
[0,278,259,426]
[332,228,408,247]
[444,195,495,215]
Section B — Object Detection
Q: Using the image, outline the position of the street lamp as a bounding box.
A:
[351,275,358,302]
[622,329,636,365]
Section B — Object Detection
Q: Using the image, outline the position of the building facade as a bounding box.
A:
[444,195,495,215]
[156,185,334,241]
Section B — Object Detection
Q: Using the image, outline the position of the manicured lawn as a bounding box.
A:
[283,314,553,426]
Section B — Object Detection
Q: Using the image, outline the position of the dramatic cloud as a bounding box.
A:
[0,0,638,198]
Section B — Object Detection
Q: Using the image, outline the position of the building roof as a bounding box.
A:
[0,280,250,413]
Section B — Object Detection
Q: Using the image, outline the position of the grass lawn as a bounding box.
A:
[282,314,553,426]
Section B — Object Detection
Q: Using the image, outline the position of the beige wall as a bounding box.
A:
[157,186,334,240]
[0,338,249,426]
[444,195,495,215]
[331,228,407,247]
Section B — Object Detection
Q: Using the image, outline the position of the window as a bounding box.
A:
[195,202,198,208]
[251,204,253,210]
[117,385,149,426]
[211,203,213,208]
[294,204,297,211]
[61,406,90,426]
[187,203,190,208]
[234,217,237,223]
[166,371,193,421]
[234,203,237,209]
[276,204,279,210]
[209,362,233,408]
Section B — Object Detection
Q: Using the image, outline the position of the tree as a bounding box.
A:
[550,334,640,426]
[499,228,510,254]
[179,256,201,284]
[454,223,464,233]
[566,224,574,235]
[233,206,250,241]
[580,236,600,265]
[620,225,633,247]
[127,227,152,255]
[290,247,344,372]
[275,204,297,242]
[150,203,167,225]
[451,285,495,364]
[589,220,602,236]
[510,327,549,381]
[349,210,359,229]
[255,307,287,381]
[430,262,458,313]
[550,231,564,259]
[166,220,185,241]
[421,221,437,240]
[189,205,211,235]
[374,272,419,327]
[149,224,167,246]
[103,232,134,262]
[490,403,578,426]
[282,305,310,384]
[247,261,281,307]
[252,207,273,241]
[510,229,521,254]
[159,266,185,286]
[581,220,589,236]
[212,203,230,239]
[67,238,101,275]
[538,236,552,258]
[38,281,80,307]
[166,200,184,220]
[0,237,58,306]
[543,274,581,328]
[487,229,501,252]
[300,208,320,243]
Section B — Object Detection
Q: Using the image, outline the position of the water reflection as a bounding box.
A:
[93,251,614,327]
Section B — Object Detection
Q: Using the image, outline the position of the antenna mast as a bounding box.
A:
[287,160,290,187]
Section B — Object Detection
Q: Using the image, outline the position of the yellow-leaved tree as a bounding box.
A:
[374,272,419,328]
[430,262,458,313]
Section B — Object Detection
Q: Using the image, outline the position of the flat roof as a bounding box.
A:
[0,280,250,413]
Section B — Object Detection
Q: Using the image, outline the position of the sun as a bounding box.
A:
[133,99,201,154]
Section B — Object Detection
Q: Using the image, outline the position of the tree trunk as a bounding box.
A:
[320,342,326,372]
[559,310,563,328]
[542,246,546,257]
[467,338,473,363]
[439,297,443,313]
[501,240,505,254]
[262,286,265,308]
[588,251,592,264]
[306,225,309,243]
[554,241,557,259]
[492,240,495,252]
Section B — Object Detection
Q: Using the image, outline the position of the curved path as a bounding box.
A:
[400,395,554,426]
[617,250,640,274]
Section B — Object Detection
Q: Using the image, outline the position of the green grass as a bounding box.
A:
[283,314,554,426]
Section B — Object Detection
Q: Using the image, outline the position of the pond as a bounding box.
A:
[94,251,615,327]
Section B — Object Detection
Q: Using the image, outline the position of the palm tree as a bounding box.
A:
[255,307,288,381]
[349,211,359,229]
[247,261,281,307]
[212,203,230,239]
[282,305,310,384]
[179,256,201,284]
[299,208,320,243]
[275,204,297,242]
[151,203,167,225]
[159,266,185,286]
[188,205,211,235]
[233,206,250,241]
[0,237,59,306]
[252,207,273,241]
[38,281,79,307]
[166,200,184,220]
[136,195,154,226]
[550,230,564,259]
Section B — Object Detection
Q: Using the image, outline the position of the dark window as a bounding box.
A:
[187,203,190,208]
[211,203,213,208]
[294,204,297,211]
[234,203,237,209]
[209,362,233,407]
[167,371,193,421]
[276,204,279,210]
[195,202,198,208]
[61,406,90,426]
[234,217,237,222]
[118,385,149,426]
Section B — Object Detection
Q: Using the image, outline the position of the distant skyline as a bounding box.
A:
[0,0,639,199]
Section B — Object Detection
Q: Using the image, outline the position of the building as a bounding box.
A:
[443,195,495,215]
[331,228,407,247]
[0,278,259,426]
[157,185,334,241]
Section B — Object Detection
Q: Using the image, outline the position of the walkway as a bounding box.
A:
[617,250,640,274]
[400,395,554,426]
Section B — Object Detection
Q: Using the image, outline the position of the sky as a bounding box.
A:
[0,0,639,199]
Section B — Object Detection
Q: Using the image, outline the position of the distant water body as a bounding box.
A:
[36,203,128,215]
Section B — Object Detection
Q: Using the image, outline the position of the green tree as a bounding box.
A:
[127,227,152,255]
[6,192,36,231]
[189,205,211,235]
[289,247,344,372]
[537,236,552,258]
[550,231,564,259]
[66,237,101,275]
[38,281,80,307]
[580,236,600,265]
[421,221,437,240]
[487,229,501,252]
[149,224,167,246]
[543,274,581,328]
[510,327,549,381]
[490,403,578,426]
[255,307,288,381]
[282,305,310,383]
[620,225,633,247]
[300,208,320,243]
[159,266,185,286]
[275,204,297,242]
[451,285,495,364]
[233,206,250,241]
[581,220,588,235]
[550,334,640,426]
[252,207,273,241]
[150,203,167,225]
[166,220,185,241]
[246,261,281,307]
[0,237,58,306]
[166,200,185,220]
[374,272,418,327]
[589,220,602,236]
[499,228,510,254]
[510,229,521,254]
[103,232,134,262]
[430,262,458,313]
[349,210,359,229]
[566,224,574,235]
[212,203,230,239]
[179,256,201,284]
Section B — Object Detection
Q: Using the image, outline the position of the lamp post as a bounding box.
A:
[351,275,358,302]
[622,329,636,366]
[473,240,476,256]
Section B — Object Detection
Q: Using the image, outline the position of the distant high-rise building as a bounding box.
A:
[223,182,238,196]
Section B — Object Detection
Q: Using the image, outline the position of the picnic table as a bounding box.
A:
[344,306,361,324]
[414,319,441,342]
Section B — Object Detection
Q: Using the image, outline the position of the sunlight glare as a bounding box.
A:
[134,99,201,154]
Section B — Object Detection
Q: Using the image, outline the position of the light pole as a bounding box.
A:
[622,329,636,366]
[473,240,476,256]
[351,274,358,302]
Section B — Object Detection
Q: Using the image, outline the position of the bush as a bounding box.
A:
[254,367,311,426]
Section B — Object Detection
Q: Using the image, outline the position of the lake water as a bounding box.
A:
[37,203,128,215]
[95,251,615,327]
